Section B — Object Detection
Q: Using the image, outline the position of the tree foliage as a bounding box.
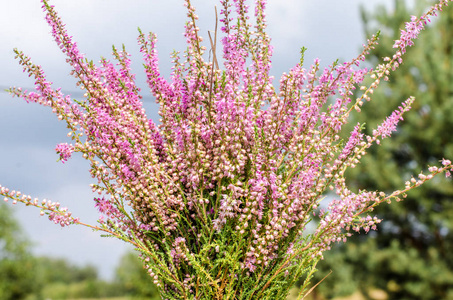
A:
[115,251,161,299]
[33,256,98,284]
[0,204,160,299]
[316,1,453,299]
[0,203,36,300]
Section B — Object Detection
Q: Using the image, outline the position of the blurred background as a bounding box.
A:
[1,0,452,299]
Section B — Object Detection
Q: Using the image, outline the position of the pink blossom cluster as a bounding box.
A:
[170,237,189,266]
[2,0,453,297]
[55,142,74,163]
[1,185,79,227]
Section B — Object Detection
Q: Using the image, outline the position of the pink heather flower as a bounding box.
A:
[442,159,451,166]
[392,1,450,58]
[48,209,79,227]
[373,97,413,139]
[55,143,74,163]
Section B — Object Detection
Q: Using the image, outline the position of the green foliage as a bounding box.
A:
[33,256,98,284]
[27,256,124,300]
[0,205,158,299]
[316,1,453,299]
[0,203,37,300]
[114,251,161,300]
[36,280,117,300]
[0,203,110,300]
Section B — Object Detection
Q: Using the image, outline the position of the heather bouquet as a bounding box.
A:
[2,0,452,299]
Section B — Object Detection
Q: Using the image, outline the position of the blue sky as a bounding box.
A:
[0,0,399,279]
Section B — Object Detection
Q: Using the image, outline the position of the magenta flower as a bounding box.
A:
[55,143,74,163]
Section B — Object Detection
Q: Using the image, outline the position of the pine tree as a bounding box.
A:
[315,1,453,299]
